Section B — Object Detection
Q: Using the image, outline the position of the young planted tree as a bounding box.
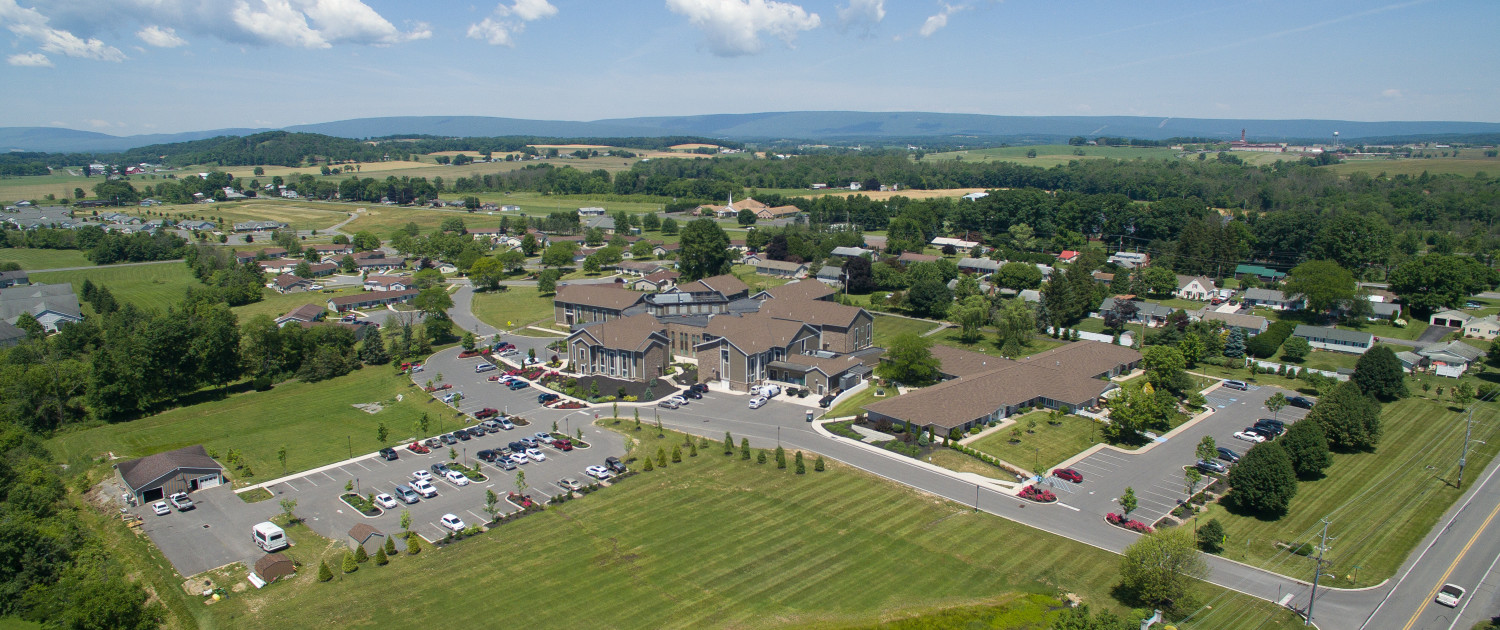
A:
[383,536,396,558]
[406,536,421,555]
[740,438,751,460]
[1265,392,1288,421]
[342,552,358,574]
[317,560,334,582]
[814,455,825,471]
[1195,436,1217,463]
[656,448,667,468]
[375,546,389,566]
[1120,487,1138,517]
[723,431,734,455]
[757,450,768,464]
[354,544,368,564]
[484,489,499,522]
[794,451,805,474]
[1184,468,1203,498]
[1119,527,1207,613]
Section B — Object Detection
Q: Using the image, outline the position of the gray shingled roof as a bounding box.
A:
[116,445,222,492]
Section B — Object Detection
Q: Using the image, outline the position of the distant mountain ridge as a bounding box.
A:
[5,112,1500,153]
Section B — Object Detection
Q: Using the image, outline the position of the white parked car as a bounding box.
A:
[1233,430,1266,443]
[526,447,546,462]
[373,493,398,509]
[748,396,768,409]
[411,479,438,497]
[440,513,466,533]
[500,349,519,357]
[1436,583,1465,607]
[509,452,529,465]
[585,465,613,480]
[523,357,541,366]
[309,284,324,290]
[664,394,688,406]
[151,501,171,516]
[444,470,470,486]
[412,470,432,482]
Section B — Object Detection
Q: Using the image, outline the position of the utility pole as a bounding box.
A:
[1458,407,1476,489]
[1306,518,1336,626]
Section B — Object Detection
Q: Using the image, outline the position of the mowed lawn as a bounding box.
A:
[871,314,942,347]
[47,367,444,482]
[165,200,351,232]
[1196,396,1500,586]
[183,427,1298,630]
[33,262,199,308]
[471,287,557,329]
[0,248,95,270]
[970,412,1104,473]
[232,285,363,322]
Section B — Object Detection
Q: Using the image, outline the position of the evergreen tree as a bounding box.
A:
[794,451,805,474]
[342,552,358,573]
[1223,328,1246,359]
[354,545,368,563]
[383,536,397,558]
[1227,442,1298,516]
[1280,418,1332,479]
[672,445,683,462]
[1353,345,1408,401]
[757,450,768,464]
[775,446,787,469]
[359,325,389,364]
[724,431,734,455]
[407,536,421,555]
[374,546,389,565]
[740,438,751,459]
[317,560,334,582]
[814,455,825,471]
[643,457,655,471]
[657,447,667,467]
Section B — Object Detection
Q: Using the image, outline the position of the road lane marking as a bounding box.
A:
[1056,502,1080,512]
[1446,544,1500,630]
[1402,494,1500,630]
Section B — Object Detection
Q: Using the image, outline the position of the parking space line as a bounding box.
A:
[280,480,299,491]
[466,509,484,522]
[301,475,318,487]
[351,460,372,470]
[320,471,338,482]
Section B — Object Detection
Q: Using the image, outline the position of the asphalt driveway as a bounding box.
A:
[132,485,282,576]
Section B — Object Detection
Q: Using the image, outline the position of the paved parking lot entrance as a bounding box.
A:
[131,485,281,576]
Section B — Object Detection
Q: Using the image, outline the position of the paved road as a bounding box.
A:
[446,281,500,336]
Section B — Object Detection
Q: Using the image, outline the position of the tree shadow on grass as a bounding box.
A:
[1218,493,1291,523]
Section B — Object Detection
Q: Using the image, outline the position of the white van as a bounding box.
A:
[253,522,288,552]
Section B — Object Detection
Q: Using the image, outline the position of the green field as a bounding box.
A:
[1326,155,1500,178]
[970,411,1104,473]
[0,172,92,201]
[0,248,95,270]
[824,386,884,419]
[871,314,942,348]
[33,262,199,308]
[162,200,351,232]
[930,329,1068,360]
[923,144,1185,169]
[1195,396,1500,587]
[119,425,1299,630]
[471,286,557,329]
[47,367,447,482]
[231,286,362,322]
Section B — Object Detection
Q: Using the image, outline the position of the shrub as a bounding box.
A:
[1197,518,1225,553]
[1247,320,1295,358]
[374,546,388,565]
[252,376,273,391]
[317,560,333,582]
[643,457,655,471]
[671,446,682,463]
[1019,485,1057,502]
[757,450,767,464]
[794,451,805,474]
[1105,512,1154,533]
[383,537,396,558]
[354,545,368,563]
[814,456,825,472]
[341,552,358,574]
[406,535,421,555]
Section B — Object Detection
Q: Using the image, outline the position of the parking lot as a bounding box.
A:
[1049,383,1311,525]
[129,485,282,576]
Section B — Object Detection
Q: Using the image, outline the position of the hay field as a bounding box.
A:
[1326,155,1500,178]
[668,143,721,150]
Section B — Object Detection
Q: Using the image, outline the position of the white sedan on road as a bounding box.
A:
[373,493,398,509]
[1233,430,1267,443]
[748,396,767,409]
[440,513,466,532]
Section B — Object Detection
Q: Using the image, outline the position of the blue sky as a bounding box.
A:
[2,0,1497,134]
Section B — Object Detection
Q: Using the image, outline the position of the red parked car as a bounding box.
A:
[1052,468,1083,483]
[407,441,430,454]
[554,439,574,451]
[474,408,499,420]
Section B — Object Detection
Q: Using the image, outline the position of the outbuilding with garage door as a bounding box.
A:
[115,444,225,503]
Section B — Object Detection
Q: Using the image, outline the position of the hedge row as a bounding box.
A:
[1247,320,1296,358]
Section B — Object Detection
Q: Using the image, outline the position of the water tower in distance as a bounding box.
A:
[1332,130,1340,149]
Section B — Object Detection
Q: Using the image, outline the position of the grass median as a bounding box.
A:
[133,424,1299,629]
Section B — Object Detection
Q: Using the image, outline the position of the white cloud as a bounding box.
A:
[0,0,124,61]
[298,0,430,45]
[6,52,53,66]
[1382,88,1402,98]
[231,0,329,48]
[918,2,965,38]
[467,0,557,46]
[666,0,821,57]
[32,0,425,51]
[137,25,187,47]
[85,119,112,128]
[837,0,883,31]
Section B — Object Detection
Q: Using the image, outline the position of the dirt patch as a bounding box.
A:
[352,403,383,414]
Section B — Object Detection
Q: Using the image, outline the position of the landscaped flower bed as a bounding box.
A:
[1105,512,1154,534]
[552,401,586,410]
[505,491,539,510]
[520,367,545,380]
[1018,485,1057,503]
[340,493,381,517]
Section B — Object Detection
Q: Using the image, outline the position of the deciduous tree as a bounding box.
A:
[876,333,940,386]
[1353,345,1407,401]
[1227,441,1298,516]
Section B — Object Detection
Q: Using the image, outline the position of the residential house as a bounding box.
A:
[1107,252,1149,269]
[815,265,844,287]
[898,252,939,265]
[0,270,29,288]
[652,243,680,258]
[1097,297,1175,327]
[612,260,669,276]
[0,321,26,347]
[310,244,354,257]
[0,283,83,332]
[1292,325,1374,354]
[178,220,216,231]
[305,262,337,277]
[327,289,418,313]
[272,274,310,293]
[767,352,873,396]
[753,259,808,278]
[1464,315,1500,340]
[1395,351,1425,372]
[577,207,607,217]
[275,304,326,327]
[1091,271,1115,285]
[1243,288,1304,311]
[629,270,680,292]
[1235,264,1286,283]
[566,314,671,382]
[1418,340,1486,376]
[583,216,616,233]
[830,246,872,259]
[363,275,411,292]
[260,247,288,259]
[1057,250,1080,264]
[234,250,260,264]
[1175,275,1217,301]
[257,260,293,274]
[932,237,980,251]
[233,220,287,232]
[1198,310,1269,336]
[865,342,1140,434]
[957,257,1002,275]
[354,257,406,272]
[863,235,887,251]
[553,284,646,327]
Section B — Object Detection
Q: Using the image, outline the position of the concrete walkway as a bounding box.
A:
[848,424,895,443]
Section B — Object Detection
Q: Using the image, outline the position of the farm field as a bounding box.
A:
[1194,396,1500,587]
[1326,155,1500,178]
[118,425,1299,630]
[150,200,351,233]
[0,247,95,270]
[970,411,1104,473]
[33,262,198,308]
[0,172,95,201]
[48,367,438,481]
[470,286,556,330]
